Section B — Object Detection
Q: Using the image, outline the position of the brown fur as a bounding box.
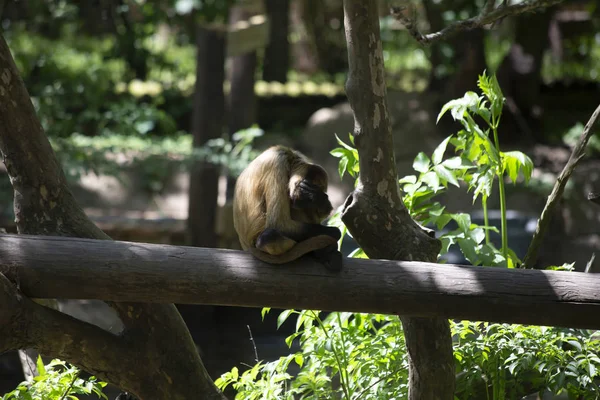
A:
[233,145,338,264]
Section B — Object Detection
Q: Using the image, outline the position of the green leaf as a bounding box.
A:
[437,92,481,123]
[567,340,583,352]
[432,136,452,165]
[295,353,304,368]
[435,214,452,230]
[502,151,534,183]
[277,309,294,329]
[348,247,368,258]
[399,175,417,185]
[335,133,355,151]
[36,355,46,376]
[489,74,505,122]
[433,164,460,187]
[338,155,349,179]
[330,147,349,158]
[442,156,470,170]
[261,307,271,320]
[413,152,431,173]
[421,171,441,191]
[452,213,472,233]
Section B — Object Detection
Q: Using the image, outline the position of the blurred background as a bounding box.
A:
[0,0,599,396]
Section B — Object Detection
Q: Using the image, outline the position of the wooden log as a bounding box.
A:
[1,234,600,329]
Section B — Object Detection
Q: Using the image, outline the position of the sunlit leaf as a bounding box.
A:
[413,152,431,173]
[432,136,452,165]
[433,164,460,187]
[277,309,294,329]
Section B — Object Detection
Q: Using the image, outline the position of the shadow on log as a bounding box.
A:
[1,233,599,330]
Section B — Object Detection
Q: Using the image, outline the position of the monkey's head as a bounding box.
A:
[290,163,333,221]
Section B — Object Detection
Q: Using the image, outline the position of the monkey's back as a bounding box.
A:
[233,146,298,250]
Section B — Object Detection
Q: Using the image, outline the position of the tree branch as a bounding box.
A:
[523,103,600,268]
[391,0,565,45]
[1,234,600,329]
[0,273,135,387]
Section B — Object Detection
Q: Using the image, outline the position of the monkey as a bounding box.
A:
[232,145,343,271]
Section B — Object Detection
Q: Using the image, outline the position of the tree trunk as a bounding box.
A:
[341,1,455,399]
[497,9,553,144]
[188,25,227,248]
[262,0,290,82]
[445,27,488,101]
[183,21,229,382]
[226,4,258,200]
[0,34,226,400]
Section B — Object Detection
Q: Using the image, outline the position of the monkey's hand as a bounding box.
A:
[311,243,343,272]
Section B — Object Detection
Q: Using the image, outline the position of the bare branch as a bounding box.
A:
[391,0,565,45]
[523,103,600,268]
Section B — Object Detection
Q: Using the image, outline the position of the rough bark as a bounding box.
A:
[262,0,290,82]
[341,2,455,398]
[2,234,600,330]
[188,25,227,248]
[0,34,226,400]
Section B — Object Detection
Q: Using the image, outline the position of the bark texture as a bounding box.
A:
[0,34,226,400]
[2,233,600,329]
[341,2,455,398]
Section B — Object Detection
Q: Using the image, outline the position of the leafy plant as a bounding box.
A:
[453,322,600,399]
[215,72,600,400]
[436,71,534,268]
[216,310,408,400]
[2,357,107,400]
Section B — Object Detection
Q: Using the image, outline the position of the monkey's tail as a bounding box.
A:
[248,235,338,265]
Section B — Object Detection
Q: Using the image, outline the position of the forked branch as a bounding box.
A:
[391,0,565,45]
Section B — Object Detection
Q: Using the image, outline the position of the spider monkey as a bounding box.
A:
[232,145,343,271]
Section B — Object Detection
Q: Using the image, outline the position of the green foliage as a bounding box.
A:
[6,28,180,139]
[2,357,107,400]
[218,73,600,400]
[50,127,263,194]
[436,71,534,268]
[453,322,600,399]
[216,311,408,399]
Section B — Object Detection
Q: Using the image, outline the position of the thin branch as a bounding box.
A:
[246,325,259,364]
[523,103,600,268]
[391,0,565,45]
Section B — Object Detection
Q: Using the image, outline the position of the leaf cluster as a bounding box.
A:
[453,322,600,399]
[2,357,107,400]
[216,310,408,400]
